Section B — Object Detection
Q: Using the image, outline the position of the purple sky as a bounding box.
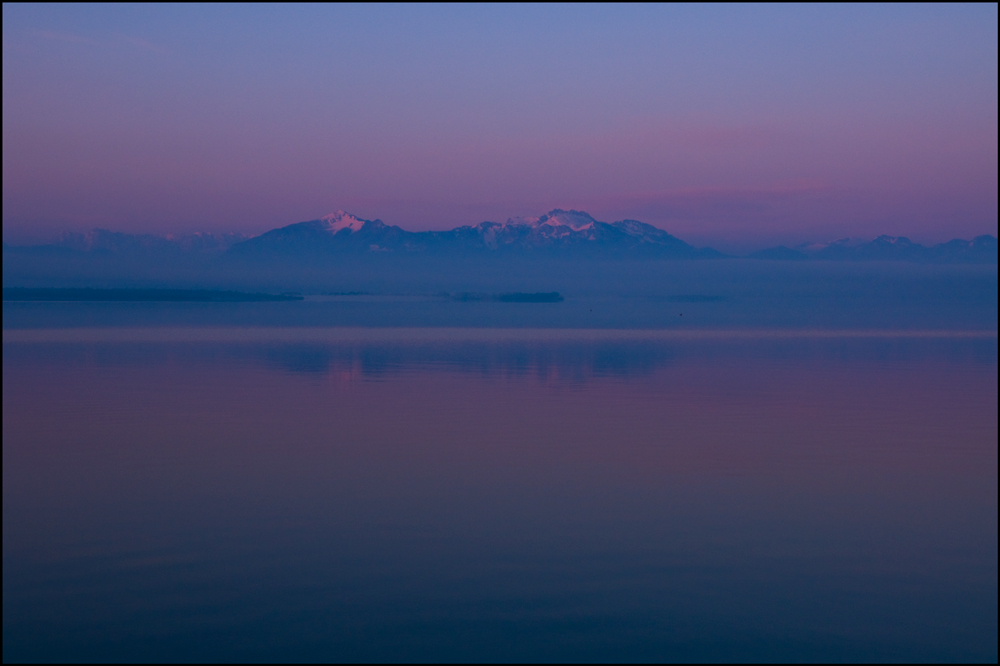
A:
[3,5,997,251]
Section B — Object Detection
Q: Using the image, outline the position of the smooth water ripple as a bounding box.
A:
[3,330,997,662]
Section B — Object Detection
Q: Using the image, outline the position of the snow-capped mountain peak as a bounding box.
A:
[536,209,598,231]
[320,210,367,234]
[496,209,600,231]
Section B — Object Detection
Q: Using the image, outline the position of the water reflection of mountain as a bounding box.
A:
[257,339,998,378]
[4,337,995,381]
[255,341,678,379]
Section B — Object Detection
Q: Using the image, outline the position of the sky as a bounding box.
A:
[2,4,997,251]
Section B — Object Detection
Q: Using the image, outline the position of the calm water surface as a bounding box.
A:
[3,326,997,662]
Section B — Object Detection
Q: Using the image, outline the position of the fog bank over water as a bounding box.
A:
[4,259,996,332]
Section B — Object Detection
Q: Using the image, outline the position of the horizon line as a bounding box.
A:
[4,327,997,345]
[3,211,997,251]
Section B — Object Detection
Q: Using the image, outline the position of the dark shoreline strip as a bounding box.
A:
[451,292,564,303]
[2,288,302,302]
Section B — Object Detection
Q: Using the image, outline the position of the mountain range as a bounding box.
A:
[226,209,722,259]
[4,209,997,264]
[749,234,998,264]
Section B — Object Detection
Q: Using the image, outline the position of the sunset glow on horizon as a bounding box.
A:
[2,4,997,250]
[4,8,997,661]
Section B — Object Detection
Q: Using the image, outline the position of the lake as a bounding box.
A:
[3,302,997,662]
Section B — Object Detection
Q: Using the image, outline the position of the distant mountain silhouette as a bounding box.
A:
[227,209,722,259]
[4,229,248,257]
[750,234,997,264]
[925,235,999,264]
[4,210,996,264]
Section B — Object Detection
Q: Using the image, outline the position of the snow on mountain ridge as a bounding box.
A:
[494,210,599,231]
[536,209,598,231]
[320,210,368,234]
[502,216,539,227]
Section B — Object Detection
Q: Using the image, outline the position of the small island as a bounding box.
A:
[494,292,564,303]
[450,292,564,303]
